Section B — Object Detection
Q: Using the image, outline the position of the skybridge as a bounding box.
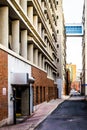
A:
[65,23,83,37]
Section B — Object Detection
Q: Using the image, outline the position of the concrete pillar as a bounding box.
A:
[49,66,50,76]
[47,19,49,26]
[38,23,42,36]
[45,63,47,72]
[47,42,49,52]
[42,29,45,40]
[38,53,42,68]
[50,67,52,77]
[34,49,38,66]
[51,68,53,78]
[27,6,33,24]
[20,0,27,15]
[12,20,20,54]
[33,15,38,31]
[0,7,8,48]
[28,44,33,63]
[41,1,44,12]
[38,0,41,5]
[16,0,21,4]
[21,30,27,59]
[47,65,49,76]
[43,57,45,70]
[49,45,52,56]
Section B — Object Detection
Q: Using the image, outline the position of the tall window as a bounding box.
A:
[36,86,38,104]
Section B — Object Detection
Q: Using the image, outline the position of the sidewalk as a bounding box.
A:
[0,97,69,130]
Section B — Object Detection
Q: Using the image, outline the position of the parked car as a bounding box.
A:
[69,89,80,96]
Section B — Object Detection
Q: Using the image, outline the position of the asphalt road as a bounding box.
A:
[35,97,87,130]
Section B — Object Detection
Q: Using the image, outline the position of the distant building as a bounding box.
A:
[66,64,76,82]
[66,64,80,93]
[65,68,71,95]
[56,0,66,97]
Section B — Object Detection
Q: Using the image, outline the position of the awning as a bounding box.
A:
[11,73,35,86]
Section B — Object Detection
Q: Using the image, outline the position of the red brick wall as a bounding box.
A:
[0,50,8,121]
[32,67,58,105]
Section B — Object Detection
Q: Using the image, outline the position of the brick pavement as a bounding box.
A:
[0,97,69,130]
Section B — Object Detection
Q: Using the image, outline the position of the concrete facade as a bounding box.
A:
[56,0,66,96]
[0,0,66,126]
[82,0,87,95]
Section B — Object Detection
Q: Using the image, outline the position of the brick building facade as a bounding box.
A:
[0,50,8,123]
[32,67,58,105]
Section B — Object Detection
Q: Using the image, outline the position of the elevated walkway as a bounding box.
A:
[65,23,83,37]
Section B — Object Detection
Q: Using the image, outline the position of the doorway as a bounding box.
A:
[12,85,30,124]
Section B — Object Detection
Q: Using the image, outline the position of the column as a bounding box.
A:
[49,45,52,57]
[21,0,27,15]
[28,44,33,63]
[47,65,49,76]
[27,6,33,24]
[38,23,42,36]
[45,63,47,72]
[38,53,42,68]
[16,0,20,4]
[43,57,45,70]
[41,1,44,12]
[50,67,52,78]
[12,20,20,54]
[33,15,38,31]
[38,0,41,5]
[47,42,49,52]
[47,19,49,28]
[0,7,8,48]
[34,49,38,66]
[42,29,45,40]
[21,30,27,59]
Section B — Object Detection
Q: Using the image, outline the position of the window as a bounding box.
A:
[56,1,58,5]
[57,15,59,19]
[57,44,59,48]
[40,87,42,103]
[57,58,59,62]
[57,73,59,77]
[36,87,38,104]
